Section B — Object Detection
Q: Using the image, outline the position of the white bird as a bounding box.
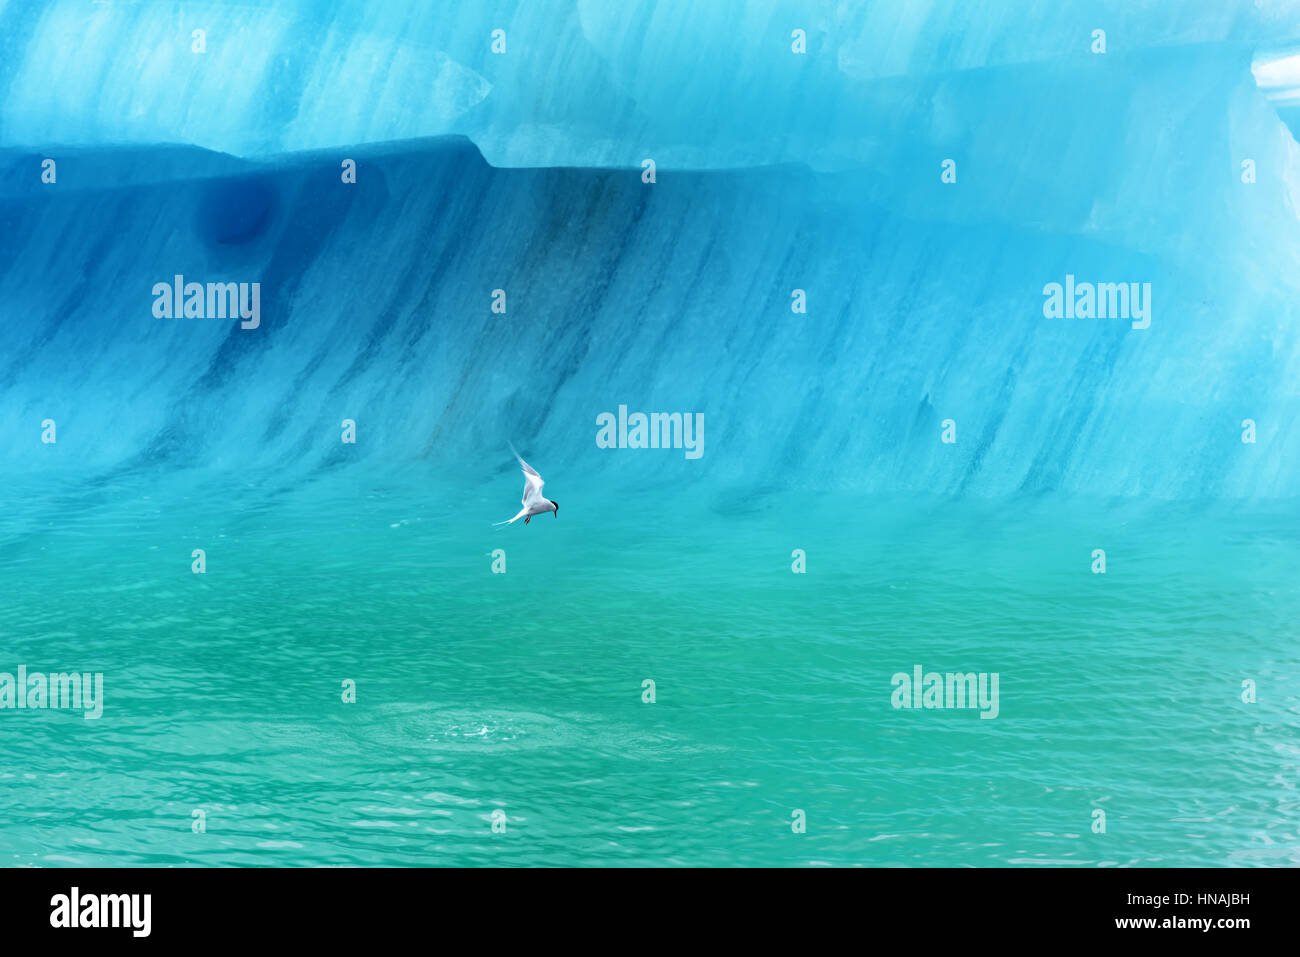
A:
[494,446,558,526]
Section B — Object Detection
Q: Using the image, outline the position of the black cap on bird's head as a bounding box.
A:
[552,500,559,517]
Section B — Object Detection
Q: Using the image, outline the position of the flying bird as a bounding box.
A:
[494,446,558,526]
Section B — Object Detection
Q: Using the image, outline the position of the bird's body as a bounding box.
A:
[495,447,558,526]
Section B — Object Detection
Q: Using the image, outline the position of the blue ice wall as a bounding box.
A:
[1,1,1299,499]
[3,0,1299,168]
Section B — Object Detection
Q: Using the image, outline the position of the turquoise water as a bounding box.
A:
[2,472,1295,866]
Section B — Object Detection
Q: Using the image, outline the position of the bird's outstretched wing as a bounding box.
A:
[510,443,545,506]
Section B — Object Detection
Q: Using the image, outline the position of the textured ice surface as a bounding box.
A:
[3,0,1300,168]
[1,1,1299,500]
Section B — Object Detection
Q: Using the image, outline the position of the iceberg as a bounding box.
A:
[1,0,1299,497]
